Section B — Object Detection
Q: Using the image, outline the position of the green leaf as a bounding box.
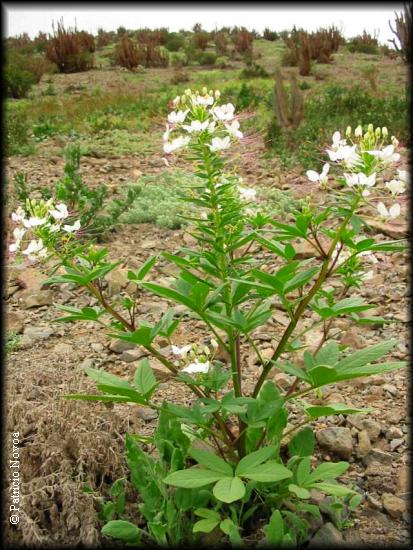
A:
[283,267,319,294]
[193,518,220,533]
[303,403,373,420]
[139,282,197,311]
[335,339,397,371]
[264,509,284,545]
[101,520,141,543]
[307,461,349,483]
[289,483,311,499]
[235,446,277,476]
[133,358,157,396]
[315,342,339,366]
[84,367,131,389]
[189,448,233,476]
[163,468,225,488]
[63,394,136,403]
[194,508,221,521]
[239,461,292,483]
[213,476,246,503]
[296,457,311,486]
[135,255,157,280]
[307,365,337,386]
[288,427,315,457]
[309,481,356,497]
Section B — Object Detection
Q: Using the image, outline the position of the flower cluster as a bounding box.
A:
[8,199,81,263]
[306,124,408,221]
[171,340,219,375]
[163,88,243,155]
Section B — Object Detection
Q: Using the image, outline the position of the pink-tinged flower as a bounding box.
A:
[163,136,190,154]
[181,360,210,374]
[385,179,406,196]
[377,201,401,219]
[50,203,69,220]
[208,136,231,152]
[63,220,81,233]
[397,170,410,184]
[171,344,192,356]
[306,163,330,184]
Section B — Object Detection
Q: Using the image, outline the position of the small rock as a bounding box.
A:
[357,430,372,458]
[365,460,391,477]
[23,326,54,340]
[390,438,404,451]
[309,522,343,545]
[386,426,403,440]
[109,339,137,353]
[6,311,25,334]
[136,408,158,421]
[382,383,398,396]
[362,419,381,442]
[20,289,54,309]
[53,342,74,355]
[365,448,392,465]
[325,392,345,404]
[120,349,148,363]
[79,359,95,369]
[274,372,292,389]
[367,493,382,510]
[91,342,105,353]
[106,268,129,296]
[381,493,405,518]
[340,327,366,349]
[398,466,409,493]
[316,427,353,459]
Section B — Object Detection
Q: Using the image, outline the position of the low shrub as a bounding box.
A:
[197,51,217,66]
[216,55,230,68]
[240,62,269,79]
[170,51,189,68]
[45,20,94,72]
[5,64,36,98]
[192,31,209,51]
[170,68,190,85]
[214,31,229,55]
[165,32,185,52]
[347,31,379,54]
[5,105,35,156]
[263,28,279,41]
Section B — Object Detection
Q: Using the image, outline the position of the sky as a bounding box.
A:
[4,4,404,45]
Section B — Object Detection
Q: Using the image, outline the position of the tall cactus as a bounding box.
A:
[388,3,412,63]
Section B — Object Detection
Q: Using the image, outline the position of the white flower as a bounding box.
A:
[212,103,235,121]
[195,95,214,106]
[327,145,360,167]
[22,239,47,261]
[367,144,400,164]
[382,127,388,137]
[354,125,363,138]
[163,124,171,142]
[344,172,376,188]
[397,170,410,184]
[50,203,69,220]
[181,360,210,374]
[385,179,406,195]
[171,344,192,356]
[306,163,330,184]
[377,202,401,219]
[208,136,231,152]
[23,216,48,228]
[11,207,26,224]
[163,136,190,154]
[225,119,243,139]
[48,224,61,233]
[167,110,189,124]
[63,220,81,233]
[238,187,257,201]
[182,120,210,133]
[207,121,216,134]
[172,95,180,106]
[9,226,26,253]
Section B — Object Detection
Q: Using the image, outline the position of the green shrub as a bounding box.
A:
[5,105,35,156]
[281,48,297,67]
[5,64,36,98]
[298,80,311,90]
[216,55,229,68]
[197,51,217,66]
[165,32,185,52]
[240,62,269,79]
[120,170,195,229]
[170,51,188,67]
[347,31,379,54]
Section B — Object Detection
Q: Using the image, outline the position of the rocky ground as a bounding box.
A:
[4,138,410,547]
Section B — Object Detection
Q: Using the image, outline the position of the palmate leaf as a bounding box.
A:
[101,520,142,544]
[139,282,198,311]
[133,358,157,397]
[307,461,349,483]
[189,448,233,476]
[235,447,277,476]
[54,305,106,323]
[303,403,373,420]
[213,477,246,503]
[239,461,292,483]
[163,468,225,488]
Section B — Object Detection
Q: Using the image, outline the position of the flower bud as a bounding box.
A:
[202,86,207,94]
[375,127,381,138]
[214,90,221,98]
[346,126,352,137]
[382,127,388,137]
[368,123,374,133]
[184,89,191,95]
[355,125,363,137]
[391,136,399,147]
[363,133,369,140]
[211,339,219,349]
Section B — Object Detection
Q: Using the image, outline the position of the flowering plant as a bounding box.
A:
[8,89,407,547]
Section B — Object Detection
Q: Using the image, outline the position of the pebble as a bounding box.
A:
[53,342,74,355]
[6,311,26,334]
[309,522,343,545]
[357,430,372,458]
[382,493,406,518]
[23,326,54,340]
[120,348,148,363]
[20,289,54,309]
[316,427,353,459]
[136,407,158,421]
[109,339,137,353]
[362,419,381,442]
[390,438,404,452]
[367,493,382,510]
[91,342,105,353]
[382,383,398,396]
[365,448,393,465]
[385,426,403,440]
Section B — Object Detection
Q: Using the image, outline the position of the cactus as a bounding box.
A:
[273,68,304,130]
